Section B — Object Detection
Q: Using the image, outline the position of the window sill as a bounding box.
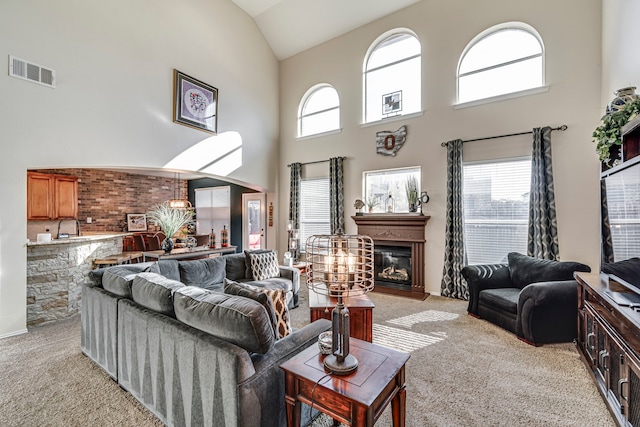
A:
[296,128,342,141]
[360,111,424,128]
[454,86,549,109]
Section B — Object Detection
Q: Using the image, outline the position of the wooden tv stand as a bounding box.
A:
[575,272,640,426]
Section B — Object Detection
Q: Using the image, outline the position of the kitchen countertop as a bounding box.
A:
[27,232,132,246]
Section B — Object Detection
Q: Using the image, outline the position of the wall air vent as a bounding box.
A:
[9,55,56,88]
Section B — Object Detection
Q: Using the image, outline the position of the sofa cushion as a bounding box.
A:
[132,272,185,317]
[153,259,181,281]
[602,257,640,287]
[102,270,137,298]
[178,257,226,290]
[244,249,272,279]
[230,281,291,338]
[173,286,275,354]
[88,262,155,287]
[479,288,520,314]
[247,251,280,281]
[507,252,590,289]
[224,253,247,281]
[224,279,278,339]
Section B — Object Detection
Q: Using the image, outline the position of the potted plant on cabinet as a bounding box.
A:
[593,97,640,168]
[146,202,194,253]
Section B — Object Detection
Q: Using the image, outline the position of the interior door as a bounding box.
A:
[242,193,266,250]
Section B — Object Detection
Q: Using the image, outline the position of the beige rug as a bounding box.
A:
[0,286,615,426]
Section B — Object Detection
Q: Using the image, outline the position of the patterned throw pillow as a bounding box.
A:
[248,251,280,281]
[234,281,292,338]
[223,278,279,340]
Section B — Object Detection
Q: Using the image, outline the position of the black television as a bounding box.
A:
[601,156,640,299]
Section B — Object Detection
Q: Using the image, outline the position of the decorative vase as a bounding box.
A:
[161,237,174,253]
[409,203,418,213]
[606,86,639,114]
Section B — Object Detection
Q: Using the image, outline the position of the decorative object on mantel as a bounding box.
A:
[593,96,640,167]
[365,196,380,213]
[376,125,406,156]
[417,190,430,215]
[353,198,365,214]
[306,231,374,375]
[173,69,218,134]
[405,176,419,212]
[146,202,194,253]
[606,86,639,114]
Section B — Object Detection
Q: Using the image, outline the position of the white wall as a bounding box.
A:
[279,0,603,296]
[602,0,640,106]
[0,0,279,337]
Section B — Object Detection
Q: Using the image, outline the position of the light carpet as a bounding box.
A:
[0,285,615,426]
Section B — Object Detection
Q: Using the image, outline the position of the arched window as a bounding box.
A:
[458,23,544,104]
[363,29,421,123]
[298,84,340,138]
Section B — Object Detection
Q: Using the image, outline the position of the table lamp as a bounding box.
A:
[306,231,374,375]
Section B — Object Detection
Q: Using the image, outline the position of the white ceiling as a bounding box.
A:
[232,0,423,60]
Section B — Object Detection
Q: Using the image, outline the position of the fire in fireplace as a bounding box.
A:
[374,246,412,290]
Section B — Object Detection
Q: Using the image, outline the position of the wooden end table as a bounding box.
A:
[280,338,409,427]
[309,288,375,342]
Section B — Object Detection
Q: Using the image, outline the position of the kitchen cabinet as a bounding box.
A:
[27,172,78,220]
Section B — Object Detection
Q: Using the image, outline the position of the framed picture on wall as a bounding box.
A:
[127,213,147,232]
[173,69,218,134]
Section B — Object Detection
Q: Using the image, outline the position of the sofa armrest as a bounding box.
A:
[278,266,300,307]
[517,280,578,344]
[240,319,331,427]
[461,264,511,315]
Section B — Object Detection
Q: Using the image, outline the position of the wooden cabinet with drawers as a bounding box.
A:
[27,172,78,220]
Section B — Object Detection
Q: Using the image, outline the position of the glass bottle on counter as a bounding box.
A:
[386,194,395,213]
[209,229,216,248]
[221,225,229,247]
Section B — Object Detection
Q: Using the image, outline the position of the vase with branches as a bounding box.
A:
[146,202,194,252]
[365,195,380,213]
[405,176,419,212]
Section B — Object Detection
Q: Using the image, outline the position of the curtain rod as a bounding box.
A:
[440,125,568,147]
[287,156,346,167]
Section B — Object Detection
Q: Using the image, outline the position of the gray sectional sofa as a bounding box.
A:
[81,251,329,427]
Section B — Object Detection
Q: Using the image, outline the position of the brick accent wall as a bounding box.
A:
[30,168,187,233]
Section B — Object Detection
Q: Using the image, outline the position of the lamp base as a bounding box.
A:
[324,354,358,376]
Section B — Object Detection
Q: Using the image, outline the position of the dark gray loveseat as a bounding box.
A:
[461,252,591,345]
[81,255,328,427]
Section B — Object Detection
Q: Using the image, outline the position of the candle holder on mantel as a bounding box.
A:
[306,231,374,375]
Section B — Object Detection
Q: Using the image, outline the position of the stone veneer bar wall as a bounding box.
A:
[26,236,123,326]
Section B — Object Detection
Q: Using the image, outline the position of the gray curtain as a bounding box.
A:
[527,127,559,260]
[329,157,345,234]
[441,139,468,300]
[289,163,301,230]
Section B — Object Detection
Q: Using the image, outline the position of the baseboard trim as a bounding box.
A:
[0,328,28,340]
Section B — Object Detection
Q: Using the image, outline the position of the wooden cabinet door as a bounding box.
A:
[54,176,78,219]
[27,172,54,220]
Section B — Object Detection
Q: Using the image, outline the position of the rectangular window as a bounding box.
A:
[463,158,531,265]
[195,187,231,237]
[299,177,330,252]
[363,167,420,213]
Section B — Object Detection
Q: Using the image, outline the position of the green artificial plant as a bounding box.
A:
[146,202,193,240]
[405,176,419,207]
[593,97,640,166]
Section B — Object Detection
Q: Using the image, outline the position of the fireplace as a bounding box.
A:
[352,214,429,299]
[375,245,412,290]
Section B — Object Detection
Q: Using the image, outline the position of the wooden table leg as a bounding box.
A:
[391,384,406,427]
[284,373,301,427]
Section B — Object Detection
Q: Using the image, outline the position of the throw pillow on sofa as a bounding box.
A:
[223,278,278,339]
[507,252,591,288]
[225,279,292,338]
[244,249,273,279]
[247,251,280,281]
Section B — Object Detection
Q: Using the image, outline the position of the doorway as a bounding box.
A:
[242,193,266,250]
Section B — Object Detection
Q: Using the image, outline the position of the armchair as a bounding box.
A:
[461,252,591,345]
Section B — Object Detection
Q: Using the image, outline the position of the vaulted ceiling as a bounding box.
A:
[232,0,423,60]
